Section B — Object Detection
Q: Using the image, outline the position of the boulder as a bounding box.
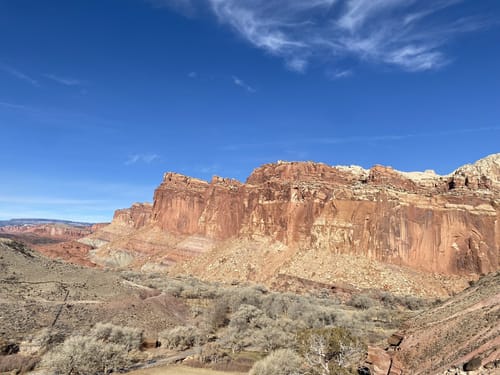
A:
[463,357,481,371]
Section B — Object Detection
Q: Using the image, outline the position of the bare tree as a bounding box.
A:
[42,335,130,375]
[297,327,365,375]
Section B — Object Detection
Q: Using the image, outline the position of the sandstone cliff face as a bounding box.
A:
[78,154,500,295]
[112,202,153,229]
[80,202,211,270]
[152,154,499,276]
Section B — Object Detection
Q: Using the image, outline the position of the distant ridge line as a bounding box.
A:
[0,218,94,227]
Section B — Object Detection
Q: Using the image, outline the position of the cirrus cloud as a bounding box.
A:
[125,153,160,165]
[149,0,493,73]
[232,75,256,93]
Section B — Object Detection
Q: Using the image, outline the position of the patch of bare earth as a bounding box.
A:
[0,238,189,347]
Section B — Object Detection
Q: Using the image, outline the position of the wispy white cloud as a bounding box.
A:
[232,76,256,93]
[150,0,492,73]
[326,69,353,80]
[0,63,39,86]
[44,74,83,86]
[337,0,410,32]
[188,71,197,78]
[125,153,160,165]
[286,58,308,73]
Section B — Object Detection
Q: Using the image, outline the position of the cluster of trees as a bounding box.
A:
[250,327,365,375]
[155,284,371,374]
[34,273,430,374]
[42,323,142,375]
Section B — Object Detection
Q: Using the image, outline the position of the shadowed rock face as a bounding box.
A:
[149,154,499,276]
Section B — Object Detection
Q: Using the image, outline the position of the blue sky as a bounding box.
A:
[0,0,499,222]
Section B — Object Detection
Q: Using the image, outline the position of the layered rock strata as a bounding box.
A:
[151,154,499,276]
[79,154,499,292]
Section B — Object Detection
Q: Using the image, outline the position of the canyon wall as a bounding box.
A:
[150,154,499,276]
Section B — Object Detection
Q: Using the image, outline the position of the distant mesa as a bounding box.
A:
[0,218,95,227]
[0,219,108,268]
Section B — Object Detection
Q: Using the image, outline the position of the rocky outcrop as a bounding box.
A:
[112,203,153,229]
[151,154,499,276]
[152,174,243,239]
[365,346,404,375]
[79,203,153,247]
[79,201,211,270]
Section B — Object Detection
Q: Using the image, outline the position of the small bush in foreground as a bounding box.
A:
[42,335,130,375]
[249,349,304,375]
[159,325,205,350]
[90,322,143,351]
[348,294,375,310]
[398,295,427,310]
[199,342,228,364]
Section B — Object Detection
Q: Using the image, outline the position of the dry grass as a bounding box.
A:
[0,354,39,374]
[128,364,246,375]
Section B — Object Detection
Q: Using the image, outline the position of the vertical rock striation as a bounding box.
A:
[149,155,499,276]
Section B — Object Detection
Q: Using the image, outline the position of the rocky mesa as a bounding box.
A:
[82,154,499,295]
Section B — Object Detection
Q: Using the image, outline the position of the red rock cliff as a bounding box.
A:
[113,203,153,229]
[151,155,500,276]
